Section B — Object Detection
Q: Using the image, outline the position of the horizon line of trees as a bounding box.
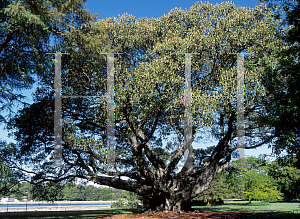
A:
[3,182,140,202]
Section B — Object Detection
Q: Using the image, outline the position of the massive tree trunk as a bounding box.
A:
[140,165,224,213]
[144,193,193,213]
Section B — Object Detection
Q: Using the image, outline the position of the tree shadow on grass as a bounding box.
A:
[255,211,300,219]
[222,202,270,207]
[0,208,142,219]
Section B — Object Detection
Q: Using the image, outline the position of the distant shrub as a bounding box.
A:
[111,199,125,208]
[111,199,142,209]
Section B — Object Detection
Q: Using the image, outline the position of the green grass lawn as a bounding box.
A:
[1,201,300,219]
[192,200,300,218]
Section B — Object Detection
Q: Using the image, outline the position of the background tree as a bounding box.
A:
[268,156,300,201]
[83,185,102,201]
[31,181,64,203]
[112,189,144,209]
[6,2,283,213]
[223,164,244,200]
[9,182,33,201]
[259,0,300,158]
[61,182,116,201]
[225,157,283,204]
[0,140,22,197]
[0,0,107,199]
[0,0,99,123]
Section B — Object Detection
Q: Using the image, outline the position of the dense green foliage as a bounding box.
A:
[190,157,284,205]
[268,156,300,201]
[0,140,22,197]
[2,181,141,203]
[60,183,114,201]
[259,0,300,157]
[31,181,64,202]
[224,157,283,203]
[0,0,98,123]
[174,157,287,206]
[0,0,104,198]
[30,182,113,202]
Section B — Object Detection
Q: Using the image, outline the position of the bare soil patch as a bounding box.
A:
[89,211,255,218]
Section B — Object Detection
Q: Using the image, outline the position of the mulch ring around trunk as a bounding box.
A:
[89,211,255,218]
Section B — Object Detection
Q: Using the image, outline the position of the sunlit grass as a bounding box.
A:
[192,201,300,218]
[2,202,300,218]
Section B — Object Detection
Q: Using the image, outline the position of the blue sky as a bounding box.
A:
[84,0,263,20]
[0,0,274,162]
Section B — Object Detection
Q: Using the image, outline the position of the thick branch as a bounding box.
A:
[165,113,184,172]
[0,29,17,49]
[94,175,152,196]
[138,129,166,169]
[209,113,235,164]
[244,135,274,149]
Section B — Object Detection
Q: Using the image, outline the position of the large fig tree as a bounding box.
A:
[7,2,283,212]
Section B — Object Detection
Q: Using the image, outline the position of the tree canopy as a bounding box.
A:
[6,1,285,212]
[0,0,106,198]
[0,0,100,123]
[259,0,300,157]
[268,155,300,201]
[236,157,283,204]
